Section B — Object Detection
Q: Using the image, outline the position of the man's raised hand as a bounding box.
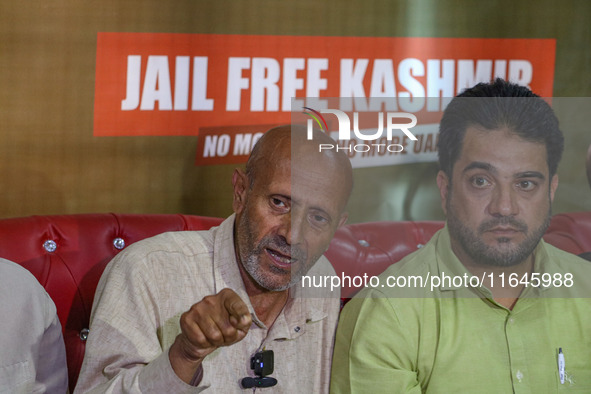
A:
[169,288,252,384]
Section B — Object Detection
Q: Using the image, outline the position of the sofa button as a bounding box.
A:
[113,237,126,250]
[358,240,370,247]
[80,328,90,341]
[43,240,57,253]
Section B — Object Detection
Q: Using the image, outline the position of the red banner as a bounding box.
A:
[94,33,556,139]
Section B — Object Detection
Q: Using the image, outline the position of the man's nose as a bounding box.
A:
[278,210,305,245]
[488,184,519,217]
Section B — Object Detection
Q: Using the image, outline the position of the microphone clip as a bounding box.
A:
[241,350,277,389]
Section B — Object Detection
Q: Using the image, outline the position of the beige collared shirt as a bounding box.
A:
[75,215,340,393]
[0,258,68,394]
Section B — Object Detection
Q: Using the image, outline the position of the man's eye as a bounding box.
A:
[471,177,490,188]
[313,215,328,223]
[518,180,537,191]
[309,213,329,227]
[272,198,284,207]
[271,198,287,209]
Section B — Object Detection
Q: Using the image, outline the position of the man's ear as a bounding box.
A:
[323,212,349,254]
[232,168,249,214]
[436,170,450,216]
[550,174,559,202]
[337,212,349,229]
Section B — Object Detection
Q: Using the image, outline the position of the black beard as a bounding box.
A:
[446,203,550,268]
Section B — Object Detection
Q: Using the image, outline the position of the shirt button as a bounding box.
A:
[509,318,515,324]
[294,326,301,333]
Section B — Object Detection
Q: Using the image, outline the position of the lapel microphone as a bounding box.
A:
[241,350,278,389]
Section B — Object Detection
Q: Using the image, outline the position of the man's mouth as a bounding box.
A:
[266,248,296,267]
[480,218,527,236]
[489,226,520,234]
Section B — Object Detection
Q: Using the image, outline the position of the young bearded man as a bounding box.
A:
[331,79,591,393]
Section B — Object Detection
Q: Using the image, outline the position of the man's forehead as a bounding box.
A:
[295,162,349,209]
[462,125,543,144]
[248,128,351,213]
[456,126,549,174]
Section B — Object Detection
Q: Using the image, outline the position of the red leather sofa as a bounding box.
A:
[1,211,590,391]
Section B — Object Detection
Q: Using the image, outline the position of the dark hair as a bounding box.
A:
[437,78,564,178]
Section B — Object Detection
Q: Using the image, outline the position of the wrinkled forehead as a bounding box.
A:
[291,143,351,213]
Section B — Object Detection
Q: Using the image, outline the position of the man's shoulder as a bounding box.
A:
[0,258,49,298]
[544,242,591,269]
[0,258,56,323]
[109,222,225,271]
[543,242,591,295]
[355,230,445,299]
[296,255,339,299]
[98,223,227,293]
[310,254,337,276]
[0,257,36,281]
[125,227,216,258]
[350,246,439,303]
[378,234,439,280]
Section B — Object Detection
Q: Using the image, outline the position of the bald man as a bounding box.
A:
[75,126,353,393]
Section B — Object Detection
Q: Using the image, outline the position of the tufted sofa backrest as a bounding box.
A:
[0,213,223,391]
[1,211,591,391]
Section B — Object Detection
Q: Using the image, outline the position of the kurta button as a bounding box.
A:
[43,240,57,253]
[113,237,126,250]
[294,326,301,332]
[80,328,90,341]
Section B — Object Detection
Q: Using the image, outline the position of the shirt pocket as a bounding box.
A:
[0,361,32,394]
